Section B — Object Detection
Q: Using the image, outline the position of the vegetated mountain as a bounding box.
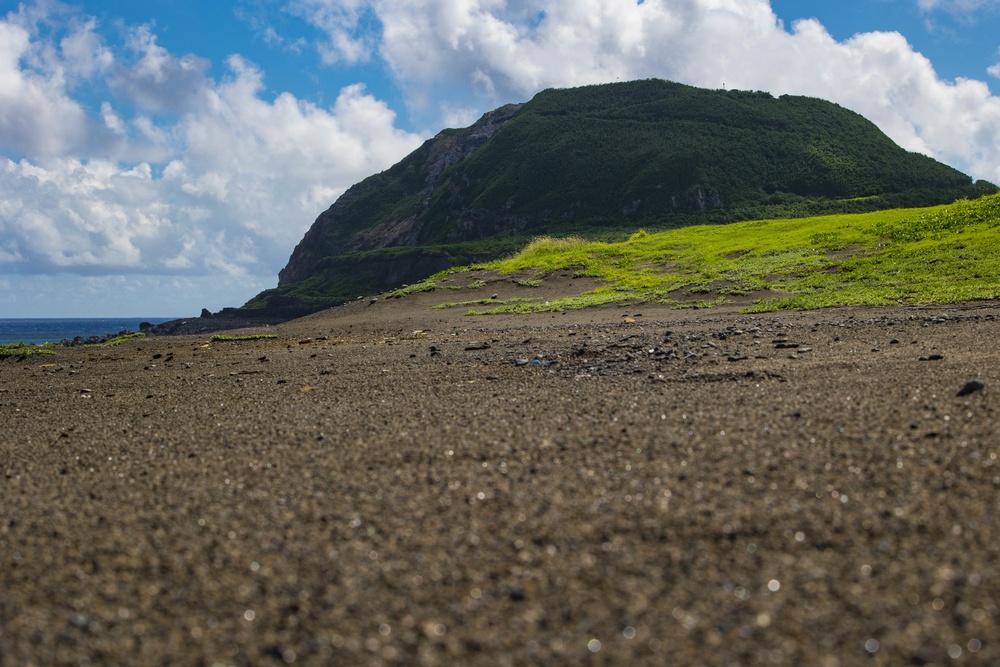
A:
[244,79,996,317]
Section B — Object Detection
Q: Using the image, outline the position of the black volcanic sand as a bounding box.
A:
[2,292,999,666]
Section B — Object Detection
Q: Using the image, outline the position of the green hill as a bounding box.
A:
[245,79,995,316]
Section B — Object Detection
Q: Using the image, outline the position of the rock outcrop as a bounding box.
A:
[278,104,523,287]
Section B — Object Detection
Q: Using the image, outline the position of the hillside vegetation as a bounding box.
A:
[403,193,1000,313]
[245,79,993,316]
[446,84,980,224]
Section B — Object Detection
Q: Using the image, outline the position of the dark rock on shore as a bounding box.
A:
[60,329,134,347]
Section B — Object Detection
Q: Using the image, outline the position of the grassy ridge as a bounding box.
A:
[417,193,1000,314]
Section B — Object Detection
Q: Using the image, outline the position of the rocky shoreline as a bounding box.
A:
[35,310,290,348]
[57,329,138,347]
[2,297,998,665]
[141,308,289,338]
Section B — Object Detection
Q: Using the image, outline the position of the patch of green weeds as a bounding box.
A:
[210,334,280,342]
[385,280,439,299]
[681,296,733,310]
[432,297,536,310]
[515,278,542,287]
[87,332,146,347]
[0,343,57,359]
[466,289,626,314]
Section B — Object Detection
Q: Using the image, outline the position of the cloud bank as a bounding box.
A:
[299,0,1000,184]
[1,0,999,316]
[0,3,423,314]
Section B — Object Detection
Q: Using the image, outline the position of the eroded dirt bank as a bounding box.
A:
[2,299,998,666]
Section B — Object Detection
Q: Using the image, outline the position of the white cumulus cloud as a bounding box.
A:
[289,0,379,64]
[0,18,93,156]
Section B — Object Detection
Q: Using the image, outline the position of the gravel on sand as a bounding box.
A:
[2,297,999,666]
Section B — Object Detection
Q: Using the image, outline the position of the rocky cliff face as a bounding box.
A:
[278,104,523,286]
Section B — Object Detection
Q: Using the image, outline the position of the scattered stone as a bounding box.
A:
[956,381,984,397]
[919,354,944,361]
[465,342,491,351]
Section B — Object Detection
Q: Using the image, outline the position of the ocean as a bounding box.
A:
[0,318,178,346]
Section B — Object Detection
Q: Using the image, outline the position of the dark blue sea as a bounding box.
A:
[0,318,178,345]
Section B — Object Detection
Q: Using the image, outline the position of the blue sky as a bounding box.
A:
[1,0,999,318]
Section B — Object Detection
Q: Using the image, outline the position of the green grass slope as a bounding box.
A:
[406,193,1000,314]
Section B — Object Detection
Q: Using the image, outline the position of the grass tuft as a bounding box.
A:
[385,280,439,299]
[210,334,280,342]
[0,343,57,359]
[87,332,146,348]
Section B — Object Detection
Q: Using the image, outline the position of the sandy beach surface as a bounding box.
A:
[2,286,999,665]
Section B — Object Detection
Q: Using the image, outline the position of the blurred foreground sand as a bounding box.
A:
[2,297,998,666]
